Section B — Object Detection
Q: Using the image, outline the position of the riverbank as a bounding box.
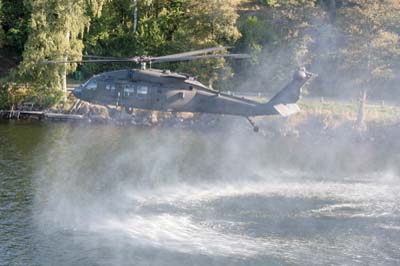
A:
[2,96,400,135]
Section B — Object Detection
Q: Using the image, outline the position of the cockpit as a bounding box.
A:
[84,80,97,90]
[72,78,98,100]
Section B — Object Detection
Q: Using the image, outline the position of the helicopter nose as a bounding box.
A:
[72,87,82,99]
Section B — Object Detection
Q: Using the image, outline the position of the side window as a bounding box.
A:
[137,85,148,98]
[124,84,135,97]
[85,80,97,90]
[105,83,116,95]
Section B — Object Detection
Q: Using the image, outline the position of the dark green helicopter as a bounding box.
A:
[47,47,315,132]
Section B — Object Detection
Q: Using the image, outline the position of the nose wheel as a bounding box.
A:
[247,117,259,133]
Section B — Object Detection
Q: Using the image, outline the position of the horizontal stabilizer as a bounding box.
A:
[273,103,300,117]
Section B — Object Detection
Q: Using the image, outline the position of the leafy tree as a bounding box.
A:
[81,0,186,76]
[336,0,400,97]
[82,0,242,87]
[0,0,30,52]
[236,15,276,56]
[18,0,108,105]
[0,82,63,109]
[233,0,321,93]
[169,0,242,86]
[2,0,398,106]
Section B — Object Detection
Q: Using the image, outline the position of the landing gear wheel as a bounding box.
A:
[127,107,134,115]
[253,126,259,133]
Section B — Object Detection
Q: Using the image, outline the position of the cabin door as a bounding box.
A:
[116,83,123,107]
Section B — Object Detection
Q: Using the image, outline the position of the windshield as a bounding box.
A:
[84,80,97,90]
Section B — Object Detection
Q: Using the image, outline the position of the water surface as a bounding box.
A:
[1,121,399,265]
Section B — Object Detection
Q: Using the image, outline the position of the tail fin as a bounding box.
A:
[266,67,314,116]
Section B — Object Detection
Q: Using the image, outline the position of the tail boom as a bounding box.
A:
[254,67,314,117]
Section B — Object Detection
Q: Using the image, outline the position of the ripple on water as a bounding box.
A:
[2,123,400,266]
[31,177,400,266]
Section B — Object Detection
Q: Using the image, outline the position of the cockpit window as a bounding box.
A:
[106,84,116,91]
[85,80,97,90]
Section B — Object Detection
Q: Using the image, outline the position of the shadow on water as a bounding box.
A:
[1,121,400,266]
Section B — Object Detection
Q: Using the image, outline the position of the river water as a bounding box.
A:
[1,121,399,266]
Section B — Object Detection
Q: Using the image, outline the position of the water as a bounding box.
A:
[1,121,400,266]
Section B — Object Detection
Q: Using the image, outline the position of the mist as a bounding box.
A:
[28,118,400,266]
[235,10,399,103]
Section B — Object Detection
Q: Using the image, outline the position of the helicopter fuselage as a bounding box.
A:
[73,68,312,118]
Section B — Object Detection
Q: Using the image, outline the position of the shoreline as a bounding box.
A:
[2,108,400,176]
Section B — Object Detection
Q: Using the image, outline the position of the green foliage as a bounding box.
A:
[81,0,186,75]
[1,0,400,107]
[17,0,108,103]
[0,0,4,48]
[23,83,63,107]
[237,15,276,56]
[0,84,26,109]
[0,82,62,109]
[82,0,241,85]
[256,0,279,7]
[1,0,30,52]
[169,0,241,84]
[337,0,400,85]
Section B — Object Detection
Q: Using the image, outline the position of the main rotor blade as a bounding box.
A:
[47,54,121,59]
[41,59,138,64]
[151,47,231,61]
[151,53,251,63]
[82,55,122,59]
[40,49,249,64]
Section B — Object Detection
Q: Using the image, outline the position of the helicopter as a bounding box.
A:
[46,47,315,132]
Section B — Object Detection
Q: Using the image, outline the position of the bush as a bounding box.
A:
[0,82,62,110]
[0,83,28,109]
[25,84,63,109]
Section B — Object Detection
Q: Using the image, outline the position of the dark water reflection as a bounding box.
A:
[1,121,400,266]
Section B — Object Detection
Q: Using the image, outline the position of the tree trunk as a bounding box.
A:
[62,31,71,102]
[62,65,67,102]
[357,90,367,130]
[133,0,138,33]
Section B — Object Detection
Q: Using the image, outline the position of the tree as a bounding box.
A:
[132,0,137,32]
[336,0,400,98]
[18,0,108,104]
[236,15,276,56]
[169,0,242,86]
[82,0,242,87]
[232,0,321,93]
[81,0,201,79]
[0,0,30,52]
